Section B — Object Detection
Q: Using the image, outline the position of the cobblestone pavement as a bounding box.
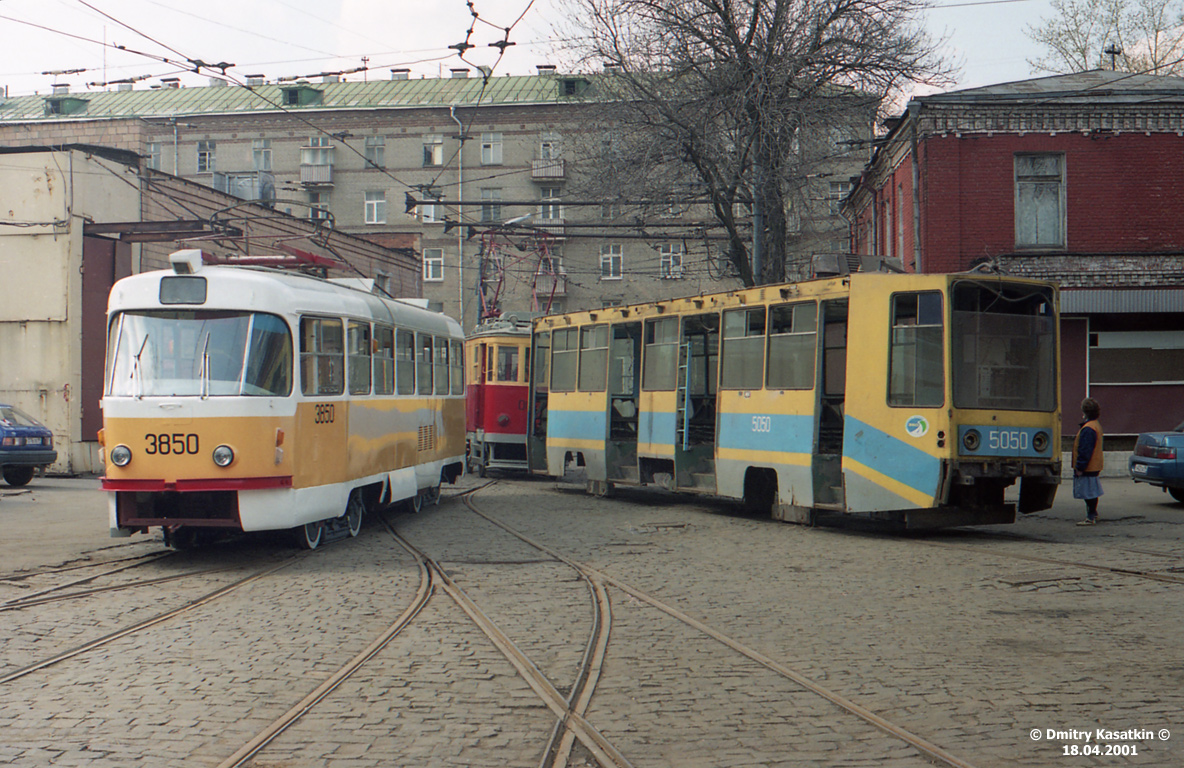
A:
[0,475,1180,767]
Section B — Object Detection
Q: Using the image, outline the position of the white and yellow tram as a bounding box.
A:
[100,250,465,549]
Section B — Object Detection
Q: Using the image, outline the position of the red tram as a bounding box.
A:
[465,319,532,475]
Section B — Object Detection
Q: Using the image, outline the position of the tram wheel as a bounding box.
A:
[424,484,441,506]
[410,492,424,514]
[296,521,323,550]
[345,492,364,537]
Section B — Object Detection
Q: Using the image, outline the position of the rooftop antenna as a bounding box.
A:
[1103,43,1122,70]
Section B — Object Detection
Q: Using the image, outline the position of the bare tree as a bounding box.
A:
[1028,0,1184,75]
[555,0,951,286]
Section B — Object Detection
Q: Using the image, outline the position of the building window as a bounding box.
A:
[419,202,442,223]
[481,188,503,222]
[481,132,503,165]
[252,139,272,171]
[364,135,385,168]
[828,181,851,215]
[658,243,683,278]
[423,248,444,282]
[364,191,387,224]
[423,134,444,166]
[600,203,620,220]
[146,142,162,171]
[308,191,330,221]
[302,136,332,166]
[1015,153,1064,248]
[539,187,562,220]
[540,131,562,160]
[600,244,622,280]
[197,140,216,172]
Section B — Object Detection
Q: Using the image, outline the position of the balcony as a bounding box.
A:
[535,273,567,296]
[531,158,565,180]
[533,217,566,239]
[300,164,333,186]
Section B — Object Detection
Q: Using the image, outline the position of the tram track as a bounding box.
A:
[0,556,299,686]
[459,483,980,768]
[0,563,241,611]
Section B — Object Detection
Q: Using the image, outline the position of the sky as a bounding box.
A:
[0,0,1056,101]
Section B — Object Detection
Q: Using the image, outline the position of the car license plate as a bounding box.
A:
[1132,464,1147,474]
[25,437,41,446]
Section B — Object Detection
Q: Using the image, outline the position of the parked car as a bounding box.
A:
[0,403,57,486]
[1128,422,1184,502]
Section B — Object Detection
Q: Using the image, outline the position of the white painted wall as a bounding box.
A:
[0,150,141,475]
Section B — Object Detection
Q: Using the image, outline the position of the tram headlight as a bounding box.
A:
[1033,431,1050,453]
[110,445,132,467]
[212,445,235,467]
[962,429,981,452]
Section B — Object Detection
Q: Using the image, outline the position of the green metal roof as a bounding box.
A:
[0,73,596,123]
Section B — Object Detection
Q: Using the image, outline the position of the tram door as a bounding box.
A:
[675,313,719,491]
[527,331,550,472]
[813,299,848,509]
[607,322,641,483]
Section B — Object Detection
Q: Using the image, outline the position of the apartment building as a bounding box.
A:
[0,68,868,332]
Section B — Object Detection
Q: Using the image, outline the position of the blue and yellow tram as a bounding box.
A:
[100,250,465,548]
[530,272,1060,528]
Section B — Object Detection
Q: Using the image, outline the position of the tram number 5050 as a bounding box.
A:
[988,429,1028,451]
[751,415,773,433]
[313,404,336,424]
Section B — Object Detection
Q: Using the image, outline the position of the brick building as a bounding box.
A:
[845,70,1184,438]
[0,70,870,332]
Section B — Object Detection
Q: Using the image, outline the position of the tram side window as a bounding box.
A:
[435,337,450,395]
[299,316,344,396]
[551,327,578,392]
[374,325,394,395]
[418,334,434,394]
[347,321,372,395]
[451,340,465,395]
[244,313,293,396]
[721,308,766,389]
[888,292,944,407]
[642,317,679,390]
[396,329,416,395]
[498,345,520,382]
[533,332,550,390]
[767,302,816,390]
[471,343,486,385]
[579,324,609,392]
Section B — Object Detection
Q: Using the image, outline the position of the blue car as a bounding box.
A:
[1128,422,1184,502]
[0,403,57,487]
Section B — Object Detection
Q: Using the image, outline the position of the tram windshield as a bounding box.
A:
[107,310,293,397]
[951,281,1056,412]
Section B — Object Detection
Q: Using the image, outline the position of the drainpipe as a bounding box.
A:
[909,103,922,273]
[172,118,179,175]
[450,105,465,330]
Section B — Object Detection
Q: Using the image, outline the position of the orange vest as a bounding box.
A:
[1073,420,1104,473]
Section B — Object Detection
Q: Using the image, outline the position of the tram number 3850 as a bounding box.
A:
[145,433,200,455]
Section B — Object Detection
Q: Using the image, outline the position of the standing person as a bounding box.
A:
[1073,398,1104,525]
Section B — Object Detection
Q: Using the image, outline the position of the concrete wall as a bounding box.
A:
[0,150,141,474]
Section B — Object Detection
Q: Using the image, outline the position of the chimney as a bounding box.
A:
[52,83,69,95]
[390,69,410,81]
[603,63,621,74]
[537,64,557,76]
[245,74,265,86]
[209,77,227,87]
[322,74,340,83]
[116,83,133,92]
[161,77,181,89]
[450,68,470,78]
